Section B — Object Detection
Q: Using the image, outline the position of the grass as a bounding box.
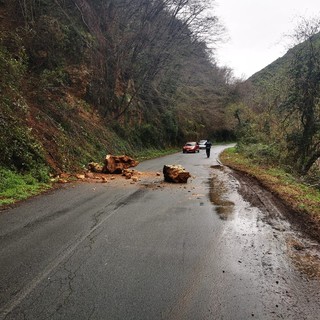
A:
[0,167,51,207]
[220,147,320,217]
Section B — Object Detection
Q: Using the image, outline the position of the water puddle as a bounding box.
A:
[209,166,235,220]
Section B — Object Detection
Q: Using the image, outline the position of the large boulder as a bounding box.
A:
[102,155,139,174]
[163,165,191,183]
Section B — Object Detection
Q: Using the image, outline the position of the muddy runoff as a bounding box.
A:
[208,164,320,317]
[209,164,235,220]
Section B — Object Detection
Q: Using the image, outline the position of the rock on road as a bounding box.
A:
[0,145,319,319]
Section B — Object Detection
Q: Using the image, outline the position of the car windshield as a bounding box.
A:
[199,140,206,144]
[186,142,196,146]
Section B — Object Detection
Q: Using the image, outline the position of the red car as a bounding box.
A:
[182,142,200,153]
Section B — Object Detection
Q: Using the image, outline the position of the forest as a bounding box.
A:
[0,0,235,176]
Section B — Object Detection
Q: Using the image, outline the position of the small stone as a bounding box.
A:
[85,172,94,179]
[87,162,103,173]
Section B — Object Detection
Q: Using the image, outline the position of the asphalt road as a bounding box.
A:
[0,145,319,319]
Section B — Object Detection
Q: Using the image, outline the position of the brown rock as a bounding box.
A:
[87,162,103,173]
[60,173,70,179]
[57,179,68,183]
[85,172,94,179]
[163,165,191,183]
[102,155,139,174]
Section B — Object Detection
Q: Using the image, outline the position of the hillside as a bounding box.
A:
[0,0,235,177]
[232,25,320,181]
[248,31,320,85]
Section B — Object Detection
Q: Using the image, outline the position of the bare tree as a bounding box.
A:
[82,0,224,120]
[283,17,320,174]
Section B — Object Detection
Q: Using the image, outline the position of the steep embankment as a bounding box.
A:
[0,0,233,176]
[0,2,132,175]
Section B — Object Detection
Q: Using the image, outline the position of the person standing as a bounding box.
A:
[205,140,212,158]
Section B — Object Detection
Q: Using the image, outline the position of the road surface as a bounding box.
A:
[0,145,319,319]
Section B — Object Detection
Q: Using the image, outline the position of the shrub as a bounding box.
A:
[238,143,281,165]
[39,68,70,91]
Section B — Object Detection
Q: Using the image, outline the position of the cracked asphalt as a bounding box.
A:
[0,145,319,319]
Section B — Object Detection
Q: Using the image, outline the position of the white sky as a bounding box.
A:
[214,0,320,79]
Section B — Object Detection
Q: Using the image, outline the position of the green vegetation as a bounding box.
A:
[0,167,51,206]
[228,18,320,185]
[134,148,180,162]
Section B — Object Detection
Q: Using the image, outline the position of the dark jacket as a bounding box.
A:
[205,141,212,149]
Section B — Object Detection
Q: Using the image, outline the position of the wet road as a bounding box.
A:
[0,145,319,319]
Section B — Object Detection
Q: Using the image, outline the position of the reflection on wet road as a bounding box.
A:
[209,165,235,220]
[208,163,320,319]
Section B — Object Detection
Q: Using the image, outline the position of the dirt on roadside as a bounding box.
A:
[230,169,320,244]
[210,164,320,281]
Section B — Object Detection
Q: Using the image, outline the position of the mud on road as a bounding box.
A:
[208,164,320,318]
[210,165,320,281]
[234,170,320,245]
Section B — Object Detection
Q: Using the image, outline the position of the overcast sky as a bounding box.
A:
[214,0,320,79]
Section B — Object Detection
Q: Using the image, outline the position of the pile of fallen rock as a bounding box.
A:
[86,156,191,184]
[84,155,140,183]
[56,154,191,184]
[88,154,139,174]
